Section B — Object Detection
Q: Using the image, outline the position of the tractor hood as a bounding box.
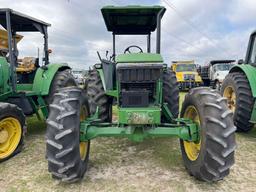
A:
[116,53,163,63]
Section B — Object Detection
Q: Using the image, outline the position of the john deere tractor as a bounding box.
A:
[0,9,76,161]
[221,31,256,132]
[46,5,236,182]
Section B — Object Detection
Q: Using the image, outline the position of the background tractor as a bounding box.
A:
[221,31,256,132]
[0,9,76,161]
[46,5,236,182]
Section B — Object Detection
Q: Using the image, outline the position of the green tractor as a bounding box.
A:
[0,9,76,161]
[46,5,236,182]
[221,31,256,132]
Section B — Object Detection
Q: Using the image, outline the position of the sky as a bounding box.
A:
[0,0,255,69]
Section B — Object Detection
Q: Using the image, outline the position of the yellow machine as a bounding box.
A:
[171,60,202,90]
[0,29,37,73]
[0,29,23,50]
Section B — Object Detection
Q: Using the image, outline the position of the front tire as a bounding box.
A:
[221,72,254,132]
[46,69,77,105]
[46,87,90,182]
[180,87,236,182]
[0,103,26,162]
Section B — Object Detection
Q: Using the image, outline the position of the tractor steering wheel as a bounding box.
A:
[124,45,143,54]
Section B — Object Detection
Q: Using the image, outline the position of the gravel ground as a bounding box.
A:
[0,92,256,192]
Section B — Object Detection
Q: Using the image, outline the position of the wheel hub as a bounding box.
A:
[183,106,201,161]
[0,117,22,159]
[223,86,236,112]
[0,128,9,143]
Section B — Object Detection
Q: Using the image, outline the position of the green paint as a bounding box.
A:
[97,68,106,91]
[250,102,256,123]
[27,97,42,120]
[106,90,118,97]
[32,63,70,95]
[118,107,161,124]
[37,96,48,118]
[17,84,33,92]
[116,53,163,63]
[0,57,11,94]
[156,79,162,104]
[80,120,198,142]
[162,103,174,122]
[0,91,12,101]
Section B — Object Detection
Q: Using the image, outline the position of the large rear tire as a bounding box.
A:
[45,69,77,105]
[180,87,236,182]
[87,69,112,122]
[46,87,90,182]
[162,69,179,120]
[0,102,26,162]
[221,72,254,132]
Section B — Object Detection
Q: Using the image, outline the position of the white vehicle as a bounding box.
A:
[198,60,235,90]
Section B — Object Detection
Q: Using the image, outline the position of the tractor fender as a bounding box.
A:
[230,64,256,97]
[32,63,71,95]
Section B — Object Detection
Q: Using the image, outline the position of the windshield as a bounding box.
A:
[176,64,197,72]
[214,64,234,71]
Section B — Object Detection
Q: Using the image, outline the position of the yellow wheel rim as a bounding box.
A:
[0,117,22,159]
[183,106,201,161]
[223,86,236,112]
[79,105,88,160]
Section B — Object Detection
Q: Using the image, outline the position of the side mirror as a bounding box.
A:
[238,59,244,65]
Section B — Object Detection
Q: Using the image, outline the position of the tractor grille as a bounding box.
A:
[117,66,162,83]
[116,64,163,107]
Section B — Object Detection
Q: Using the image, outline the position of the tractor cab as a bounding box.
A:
[0,8,50,86]
[245,30,256,65]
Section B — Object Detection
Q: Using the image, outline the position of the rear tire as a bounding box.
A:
[46,69,77,105]
[0,102,25,162]
[46,87,90,182]
[87,69,112,122]
[162,69,179,121]
[180,87,236,182]
[221,72,254,132]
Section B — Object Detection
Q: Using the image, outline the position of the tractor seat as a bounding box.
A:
[16,57,37,73]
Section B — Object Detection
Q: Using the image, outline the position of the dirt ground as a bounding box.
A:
[0,92,256,192]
